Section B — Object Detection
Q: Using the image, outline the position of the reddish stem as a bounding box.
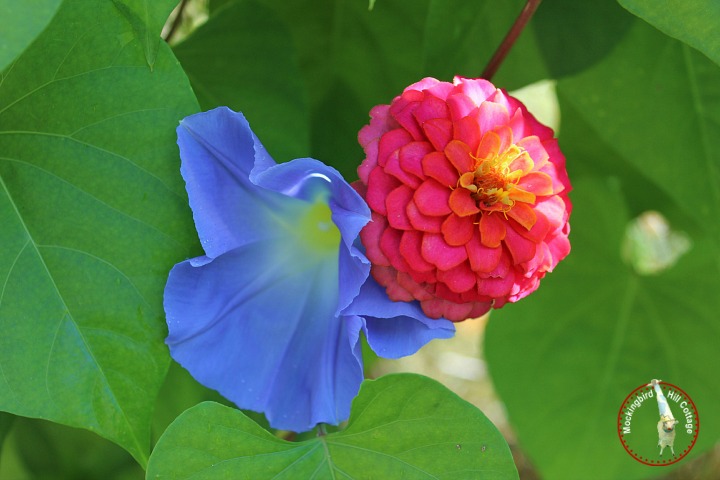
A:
[482,0,543,81]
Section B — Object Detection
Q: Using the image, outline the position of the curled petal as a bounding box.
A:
[251,157,369,248]
[466,229,503,273]
[507,202,537,231]
[437,261,476,294]
[389,91,424,140]
[345,279,455,359]
[444,140,475,173]
[400,230,434,272]
[479,213,506,248]
[406,199,444,232]
[380,226,410,272]
[366,167,399,215]
[378,128,414,167]
[517,171,554,196]
[503,224,538,265]
[477,130,502,160]
[423,118,454,151]
[516,136,549,167]
[441,213,475,246]
[422,151,458,187]
[422,233,468,270]
[414,93,450,124]
[452,76,496,105]
[414,179,452,216]
[386,185,415,230]
[477,101,509,136]
[454,116,482,151]
[449,188,481,217]
[250,157,372,314]
[399,142,433,180]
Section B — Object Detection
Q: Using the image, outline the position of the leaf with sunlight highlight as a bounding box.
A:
[147,374,518,479]
[0,0,199,465]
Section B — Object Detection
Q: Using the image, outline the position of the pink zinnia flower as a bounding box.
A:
[355,77,572,322]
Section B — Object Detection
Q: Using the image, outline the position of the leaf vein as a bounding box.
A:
[0,155,181,246]
[0,162,147,463]
[327,442,440,479]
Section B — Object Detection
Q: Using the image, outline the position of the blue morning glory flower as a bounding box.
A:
[164,107,455,432]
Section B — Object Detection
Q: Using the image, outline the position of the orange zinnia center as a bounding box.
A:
[459,143,531,213]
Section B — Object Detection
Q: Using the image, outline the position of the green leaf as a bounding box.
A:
[0,412,13,452]
[424,0,549,88]
[0,0,61,72]
[147,374,518,479]
[618,0,720,67]
[11,418,143,479]
[0,0,198,467]
[558,18,720,240]
[203,0,546,179]
[111,0,180,68]
[151,362,246,443]
[484,177,720,479]
[533,0,634,78]
[173,0,310,163]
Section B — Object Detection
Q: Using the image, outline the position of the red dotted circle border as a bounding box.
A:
[617,382,700,466]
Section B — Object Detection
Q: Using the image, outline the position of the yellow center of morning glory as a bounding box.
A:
[294,198,341,253]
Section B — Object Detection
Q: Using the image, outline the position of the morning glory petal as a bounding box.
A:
[167,107,452,433]
[250,157,371,252]
[165,235,362,432]
[345,278,456,359]
[250,157,371,312]
[176,107,282,258]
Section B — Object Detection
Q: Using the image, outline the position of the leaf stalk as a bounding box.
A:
[482,0,542,81]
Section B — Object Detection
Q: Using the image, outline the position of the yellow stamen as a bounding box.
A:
[459,142,535,213]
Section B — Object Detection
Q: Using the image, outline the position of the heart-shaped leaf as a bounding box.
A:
[147,374,518,479]
[619,0,720,67]
[0,0,198,466]
[558,18,720,238]
[173,0,309,163]
[485,177,719,479]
